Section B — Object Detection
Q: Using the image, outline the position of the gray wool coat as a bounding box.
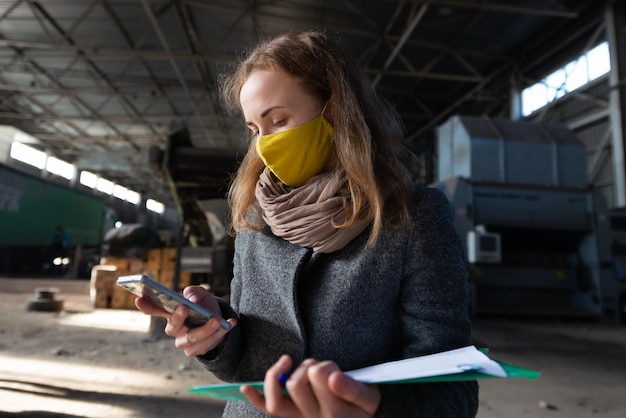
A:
[197,186,479,417]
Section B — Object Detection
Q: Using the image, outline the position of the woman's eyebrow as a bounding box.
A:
[260,105,285,118]
[244,105,286,126]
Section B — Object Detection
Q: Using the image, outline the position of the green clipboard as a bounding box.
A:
[186,354,540,402]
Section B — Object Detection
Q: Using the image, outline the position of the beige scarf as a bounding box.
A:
[255,168,370,253]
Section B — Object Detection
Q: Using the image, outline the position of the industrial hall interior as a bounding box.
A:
[1,1,625,418]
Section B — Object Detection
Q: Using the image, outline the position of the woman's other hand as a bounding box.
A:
[241,354,381,418]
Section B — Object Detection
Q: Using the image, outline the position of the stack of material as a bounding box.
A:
[89,248,191,310]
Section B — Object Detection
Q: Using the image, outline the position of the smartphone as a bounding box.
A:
[116,274,231,330]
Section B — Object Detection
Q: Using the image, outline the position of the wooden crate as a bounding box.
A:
[99,256,133,271]
[143,247,178,274]
[89,265,130,308]
[90,265,117,308]
[158,270,192,290]
[110,281,137,310]
[143,248,163,273]
[160,248,177,272]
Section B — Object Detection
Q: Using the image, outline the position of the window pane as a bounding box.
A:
[545,69,566,101]
[80,171,98,188]
[588,42,610,80]
[522,83,548,116]
[564,57,588,92]
[46,156,75,180]
[126,190,141,205]
[96,177,114,194]
[9,142,46,169]
[113,184,128,200]
[146,198,164,214]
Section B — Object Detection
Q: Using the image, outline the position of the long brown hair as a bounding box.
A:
[221,30,413,248]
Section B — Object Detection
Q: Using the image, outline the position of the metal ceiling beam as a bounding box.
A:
[19,132,166,143]
[0,82,213,100]
[0,110,203,124]
[173,0,231,148]
[25,59,144,149]
[0,38,234,62]
[383,4,487,137]
[405,61,511,143]
[340,0,385,32]
[0,0,22,20]
[525,20,605,78]
[29,1,155,146]
[101,0,181,121]
[372,3,429,88]
[399,0,578,18]
[359,0,405,67]
[366,68,483,83]
[139,0,212,144]
[0,70,89,138]
[0,26,508,65]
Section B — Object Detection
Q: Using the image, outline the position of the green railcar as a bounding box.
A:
[0,163,105,276]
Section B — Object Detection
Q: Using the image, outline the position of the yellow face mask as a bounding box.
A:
[255,113,334,187]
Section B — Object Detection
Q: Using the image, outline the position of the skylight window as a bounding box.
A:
[96,177,114,195]
[46,156,75,180]
[9,142,46,169]
[113,184,128,200]
[126,190,141,205]
[587,42,611,79]
[522,42,610,117]
[146,198,165,214]
[8,134,159,213]
[79,171,98,188]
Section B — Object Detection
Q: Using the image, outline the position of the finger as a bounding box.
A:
[285,358,320,416]
[183,285,212,304]
[328,371,381,415]
[175,317,236,356]
[306,361,342,409]
[182,285,224,315]
[263,354,294,415]
[183,329,196,346]
[240,385,269,414]
[134,296,170,318]
[164,304,190,336]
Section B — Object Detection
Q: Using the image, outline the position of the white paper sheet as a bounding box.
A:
[344,345,506,383]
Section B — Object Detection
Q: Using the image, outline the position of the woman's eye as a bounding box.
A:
[272,119,286,127]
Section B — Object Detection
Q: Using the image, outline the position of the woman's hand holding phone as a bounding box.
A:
[135,285,237,357]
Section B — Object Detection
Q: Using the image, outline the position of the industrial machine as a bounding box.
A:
[434,115,625,322]
[150,127,240,296]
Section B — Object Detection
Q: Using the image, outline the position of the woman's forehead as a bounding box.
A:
[239,69,312,116]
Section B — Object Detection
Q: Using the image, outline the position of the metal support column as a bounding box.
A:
[606,0,626,207]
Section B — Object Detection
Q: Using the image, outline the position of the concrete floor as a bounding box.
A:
[1,277,625,418]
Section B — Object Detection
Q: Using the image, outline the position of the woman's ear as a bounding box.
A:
[324,94,336,125]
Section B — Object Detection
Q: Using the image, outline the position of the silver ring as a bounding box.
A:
[185,332,195,345]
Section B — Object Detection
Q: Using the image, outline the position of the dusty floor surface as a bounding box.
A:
[1,277,625,418]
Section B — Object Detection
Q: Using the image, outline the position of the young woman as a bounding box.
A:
[137,30,479,418]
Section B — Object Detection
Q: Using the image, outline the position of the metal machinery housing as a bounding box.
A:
[434,115,626,322]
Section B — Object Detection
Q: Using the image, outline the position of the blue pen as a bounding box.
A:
[279,372,291,388]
